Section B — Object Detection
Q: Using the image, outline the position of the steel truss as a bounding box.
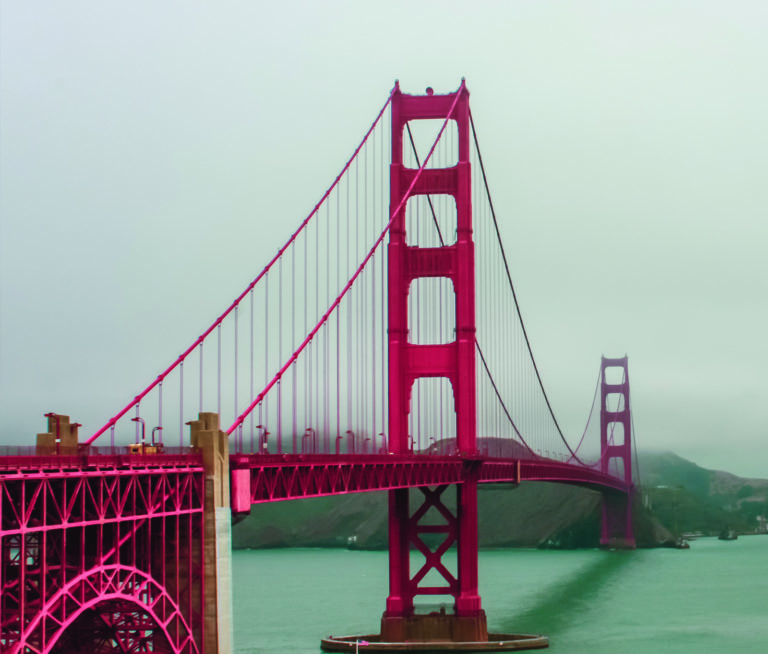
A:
[230,453,632,513]
[0,460,205,653]
[230,454,465,508]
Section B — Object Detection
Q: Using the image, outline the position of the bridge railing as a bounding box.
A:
[0,445,202,470]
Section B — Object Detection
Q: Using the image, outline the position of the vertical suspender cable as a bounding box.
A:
[179,362,184,447]
[347,167,352,443]
[380,117,387,448]
[363,141,369,449]
[371,127,377,450]
[415,181,421,450]
[264,272,269,439]
[315,191,320,441]
[292,241,297,453]
[336,185,341,451]
[325,201,331,452]
[234,304,239,451]
[278,257,283,450]
[250,289,254,452]
[356,154,361,446]
[304,221,308,438]
[217,324,221,417]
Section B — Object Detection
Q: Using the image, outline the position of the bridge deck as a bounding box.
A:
[0,450,628,503]
[228,453,630,510]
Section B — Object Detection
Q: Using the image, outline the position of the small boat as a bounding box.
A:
[718,528,738,541]
[347,535,362,550]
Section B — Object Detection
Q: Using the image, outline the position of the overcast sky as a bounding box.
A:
[1,1,766,477]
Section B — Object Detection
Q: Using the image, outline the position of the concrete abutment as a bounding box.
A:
[189,412,234,654]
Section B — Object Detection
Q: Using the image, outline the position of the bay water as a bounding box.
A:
[233,536,767,653]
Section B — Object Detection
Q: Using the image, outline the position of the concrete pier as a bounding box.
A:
[189,412,234,654]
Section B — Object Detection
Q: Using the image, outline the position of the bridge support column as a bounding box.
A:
[320,82,547,652]
[456,473,482,619]
[382,81,489,645]
[381,480,487,644]
[599,357,636,549]
[189,412,234,654]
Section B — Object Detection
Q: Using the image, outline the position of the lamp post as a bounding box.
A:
[131,416,146,451]
[256,425,269,454]
[346,430,355,455]
[304,428,317,454]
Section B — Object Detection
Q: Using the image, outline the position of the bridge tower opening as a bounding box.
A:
[382,81,486,643]
[600,356,636,549]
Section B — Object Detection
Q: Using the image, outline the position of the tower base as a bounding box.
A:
[381,611,488,643]
[321,632,548,652]
[321,611,548,652]
[600,537,637,550]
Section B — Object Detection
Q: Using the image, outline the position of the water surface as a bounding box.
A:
[233,536,767,653]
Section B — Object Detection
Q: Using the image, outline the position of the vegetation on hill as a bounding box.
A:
[638,451,768,536]
[232,482,672,551]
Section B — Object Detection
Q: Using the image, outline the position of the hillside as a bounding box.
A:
[232,451,768,550]
[638,451,768,535]
[232,480,674,551]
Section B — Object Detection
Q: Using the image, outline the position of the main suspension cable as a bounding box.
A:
[475,341,537,457]
[228,83,466,435]
[469,108,582,461]
[87,86,397,446]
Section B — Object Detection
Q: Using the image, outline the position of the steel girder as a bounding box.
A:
[230,454,632,510]
[230,454,466,506]
[0,460,205,654]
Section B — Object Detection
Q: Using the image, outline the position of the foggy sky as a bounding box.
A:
[1,1,766,477]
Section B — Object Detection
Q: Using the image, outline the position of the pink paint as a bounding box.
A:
[385,81,483,620]
[599,356,635,547]
[1,82,639,652]
[1,461,205,652]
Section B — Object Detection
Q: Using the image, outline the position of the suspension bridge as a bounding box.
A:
[0,81,636,653]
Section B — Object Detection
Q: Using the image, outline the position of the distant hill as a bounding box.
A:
[231,452,768,551]
[637,451,768,536]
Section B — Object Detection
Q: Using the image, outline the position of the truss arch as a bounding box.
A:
[14,564,199,654]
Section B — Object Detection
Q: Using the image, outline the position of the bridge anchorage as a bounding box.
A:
[1,81,637,654]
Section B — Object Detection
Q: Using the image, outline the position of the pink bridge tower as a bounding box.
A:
[600,356,636,548]
[382,81,487,643]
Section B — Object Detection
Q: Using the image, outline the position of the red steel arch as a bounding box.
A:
[0,459,206,654]
[13,565,199,654]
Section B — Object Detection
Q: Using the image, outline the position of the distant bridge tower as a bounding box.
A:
[600,356,636,548]
[383,81,487,642]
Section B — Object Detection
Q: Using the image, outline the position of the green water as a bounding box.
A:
[232,536,768,653]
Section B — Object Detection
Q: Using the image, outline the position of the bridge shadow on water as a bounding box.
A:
[494,550,641,638]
